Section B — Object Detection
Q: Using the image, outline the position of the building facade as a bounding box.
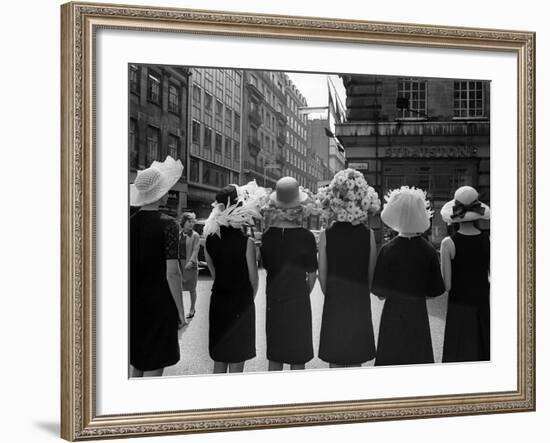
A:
[241,71,287,188]
[187,68,244,218]
[241,71,313,191]
[283,75,310,190]
[306,117,338,190]
[129,64,190,217]
[336,75,490,245]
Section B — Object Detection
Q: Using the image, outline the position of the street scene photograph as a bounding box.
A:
[128,65,491,378]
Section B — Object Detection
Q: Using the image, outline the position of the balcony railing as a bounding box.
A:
[248,136,261,156]
[249,109,262,127]
[246,82,264,101]
[275,111,287,126]
[336,120,490,138]
[276,132,286,146]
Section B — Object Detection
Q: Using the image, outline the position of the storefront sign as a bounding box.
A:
[348,162,369,170]
[385,145,476,158]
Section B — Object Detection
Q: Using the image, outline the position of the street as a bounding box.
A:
[164,270,448,376]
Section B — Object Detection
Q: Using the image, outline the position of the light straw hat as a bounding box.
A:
[269,176,309,209]
[381,186,432,234]
[440,186,490,224]
[130,156,183,207]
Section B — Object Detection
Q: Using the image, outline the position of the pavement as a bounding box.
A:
[164,270,448,376]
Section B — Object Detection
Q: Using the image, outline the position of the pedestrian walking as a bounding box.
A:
[440,186,491,362]
[260,177,318,371]
[178,212,200,320]
[129,156,185,377]
[372,186,445,366]
[203,182,267,373]
[316,169,381,368]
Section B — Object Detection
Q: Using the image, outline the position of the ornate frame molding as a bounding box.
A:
[61,2,536,440]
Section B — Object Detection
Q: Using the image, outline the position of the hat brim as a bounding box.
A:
[440,200,490,224]
[269,189,309,209]
[130,157,183,207]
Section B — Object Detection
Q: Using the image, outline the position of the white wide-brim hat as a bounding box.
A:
[269,176,309,209]
[381,187,431,234]
[440,186,490,224]
[130,156,183,207]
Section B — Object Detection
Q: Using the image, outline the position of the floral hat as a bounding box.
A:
[316,168,381,226]
[381,186,432,234]
[203,181,269,238]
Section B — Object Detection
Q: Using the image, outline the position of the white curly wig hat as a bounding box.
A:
[381,186,432,234]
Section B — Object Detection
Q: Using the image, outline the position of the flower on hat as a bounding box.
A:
[317,168,380,226]
[261,185,321,224]
[203,180,270,238]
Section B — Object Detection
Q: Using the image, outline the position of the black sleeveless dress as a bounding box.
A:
[443,232,490,362]
[260,227,318,365]
[372,236,445,366]
[130,210,180,371]
[206,226,256,363]
[319,222,376,365]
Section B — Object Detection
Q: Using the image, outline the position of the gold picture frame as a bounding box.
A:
[61,1,536,440]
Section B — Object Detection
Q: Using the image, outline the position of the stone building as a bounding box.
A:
[241,71,312,191]
[336,75,490,245]
[129,64,190,217]
[186,68,244,218]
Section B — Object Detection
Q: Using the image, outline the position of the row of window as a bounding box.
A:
[192,70,242,110]
[129,119,183,168]
[130,65,184,115]
[398,79,486,118]
[188,157,238,188]
[192,84,241,135]
[191,120,241,162]
[286,149,307,171]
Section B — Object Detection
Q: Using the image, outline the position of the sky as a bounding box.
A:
[287,72,347,119]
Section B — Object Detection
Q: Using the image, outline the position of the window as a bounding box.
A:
[225,107,232,132]
[215,132,222,153]
[168,134,179,159]
[146,126,160,163]
[192,120,201,145]
[203,127,212,150]
[215,99,223,131]
[224,138,232,159]
[204,92,213,114]
[216,100,223,119]
[250,74,257,87]
[129,118,138,168]
[147,71,161,104]
[192,85,202,116]
[234,142,240,162]
[168,83,180,114]
[129,65,140,94]
[204,92,213,126]
[234,113,241,134]
[190,158,199,183]
[397,78,427,118]
[454,81,484,117]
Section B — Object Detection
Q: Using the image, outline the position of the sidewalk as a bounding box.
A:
[164,270,448,377]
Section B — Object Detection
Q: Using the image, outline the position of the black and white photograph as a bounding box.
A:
[128,65,491,378]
